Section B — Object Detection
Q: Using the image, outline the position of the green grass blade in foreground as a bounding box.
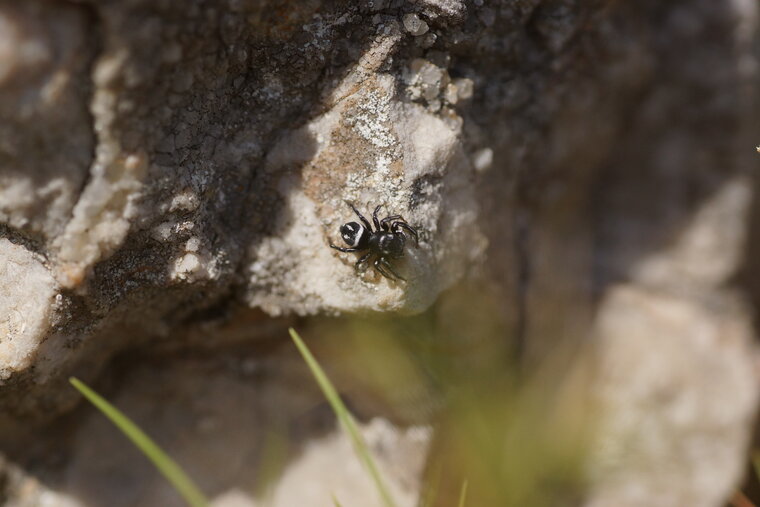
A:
[69,377,209,507]
[289,328,397,507]
[459,479,467,507]
[457,480,468,507]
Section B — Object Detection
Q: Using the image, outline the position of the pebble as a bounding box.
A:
[403,13,429,36]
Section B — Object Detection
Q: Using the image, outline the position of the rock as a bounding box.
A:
[0,0,757,506]
[266,419,430,507]
[0,2,94,244]
[0,239,57,380]
[418,0,465,21]
[403,13,429,36]
[0,0,487,401]
[247,73,483,315]
[588,286,758,507]
[52,346,431,507]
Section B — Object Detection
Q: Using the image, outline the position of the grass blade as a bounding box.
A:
[457,479,469,507]
[69,377,209,507]
[289,328,397,507]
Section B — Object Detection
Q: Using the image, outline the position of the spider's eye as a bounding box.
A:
[340,222,365,247]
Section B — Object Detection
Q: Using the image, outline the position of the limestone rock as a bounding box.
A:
[0,239,57,380]
[588,287,758,507]
[0,0,488,398]
[0,1,94,244]
[247,73,483,315]
[0,0,757,506]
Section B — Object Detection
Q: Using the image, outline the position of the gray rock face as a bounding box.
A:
[0,0,758,506]
[248,70,483,315]
[0,1,94,245]
[0,0,487,403]
[0,239,57,379]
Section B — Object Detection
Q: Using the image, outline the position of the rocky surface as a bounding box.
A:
[0,0,758,506]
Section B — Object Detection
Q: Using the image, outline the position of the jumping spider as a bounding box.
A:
[329,202,419,281]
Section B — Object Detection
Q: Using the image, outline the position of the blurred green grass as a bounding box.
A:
[290,327,397,507]
[70,285,596,507]
[69,377,210,507]
[298,284,594,506]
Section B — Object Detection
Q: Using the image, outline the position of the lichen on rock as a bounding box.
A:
[247,68,484,315]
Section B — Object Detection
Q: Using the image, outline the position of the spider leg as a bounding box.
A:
[345,201,372,231]
[381,258,406,281]
[373,257,394,280]
[355,251,372,271]
[372,205,383,230]
[380,215,402,231]
[392,222,419,246]
[330,244,362,253]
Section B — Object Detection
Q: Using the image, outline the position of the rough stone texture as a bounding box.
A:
[249,69,483,315]
[0,239,57,379]
[0,0,488,421]
[0,1,95,247]
[61,349,429,507]
[0,343,430,507]
[589,287,757,507]
[0,0,758,506]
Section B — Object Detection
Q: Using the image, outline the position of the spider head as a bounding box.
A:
[340,221,368,248]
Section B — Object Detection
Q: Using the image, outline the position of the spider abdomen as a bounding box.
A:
[369,232,404,258]
[340,222,369,248]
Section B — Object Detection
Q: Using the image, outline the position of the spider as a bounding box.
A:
[329,202,419,281]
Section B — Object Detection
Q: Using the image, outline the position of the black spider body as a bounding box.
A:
[330,202,419,281]
[340,221,369,248]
